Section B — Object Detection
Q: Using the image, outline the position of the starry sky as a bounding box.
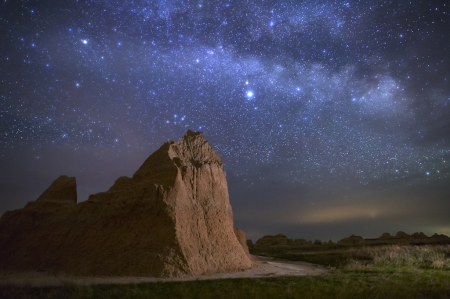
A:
[1,0,450,242]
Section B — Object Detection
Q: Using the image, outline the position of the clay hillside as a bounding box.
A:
[0,130,253,277]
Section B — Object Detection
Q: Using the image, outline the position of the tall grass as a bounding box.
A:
[345,245,450,270]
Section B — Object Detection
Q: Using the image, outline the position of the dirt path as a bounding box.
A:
[0,256,328,286]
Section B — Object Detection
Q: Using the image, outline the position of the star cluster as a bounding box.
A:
[1,0,450,239]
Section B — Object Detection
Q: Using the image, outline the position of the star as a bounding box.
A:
[1,0,449,241]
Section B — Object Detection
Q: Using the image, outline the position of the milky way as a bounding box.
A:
[1,0,450,240]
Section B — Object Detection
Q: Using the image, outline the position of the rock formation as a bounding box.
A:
[234,228,250,256]
[251,230,450,248]
[410,232,428,239]
[291,238,309,246]
[430,233,450,242]
[254,235,322,247]
[395,231,410,239]
[408,232,450,244]
[246,239,254,248]
[38,175,77,203]
[0,130,253,277]
[353,231,450,245]
[379,232,393,239]
[23,175,77,210]
[337,234,364,245]
[255,234,292,246]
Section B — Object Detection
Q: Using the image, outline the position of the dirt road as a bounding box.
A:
[0,256,327,286]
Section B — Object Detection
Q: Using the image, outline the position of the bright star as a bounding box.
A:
[246,90,254,99]
[81,39,88,44]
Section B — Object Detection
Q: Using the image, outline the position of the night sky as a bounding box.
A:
[1,0,450,242]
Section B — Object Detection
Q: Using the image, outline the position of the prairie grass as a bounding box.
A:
[250,244,450,271]
[1,271,450,299]
[344,245,450,271]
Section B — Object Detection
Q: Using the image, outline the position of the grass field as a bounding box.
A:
[1,245,450,298]
[1,271,450,299]
[250,244,450,270]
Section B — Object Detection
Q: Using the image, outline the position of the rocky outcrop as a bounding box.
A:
[255,234,292,246]
[246,239,254,248]
[291,239,309,246]
[409,232,450,244]
[430,233,450,242]
[360,231,450,245]
[0,130,253,277]
[379,233,393,239]
[395,231,410,239]
[234,228,250,256]
[250,230,450,248]
[26,175,77,208]
[254,235,319,247]
[337,234,364,245]
[410,232,428,239]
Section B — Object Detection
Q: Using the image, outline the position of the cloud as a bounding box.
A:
[290,204,396,224]
[286,194,429,225]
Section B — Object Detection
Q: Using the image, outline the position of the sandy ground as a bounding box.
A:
[0,256,328,286]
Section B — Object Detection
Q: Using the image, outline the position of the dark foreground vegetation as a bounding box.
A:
[1,272,450,299]
[1,245,450,299]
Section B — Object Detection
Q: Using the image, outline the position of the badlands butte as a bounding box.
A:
[1,130,449,279]
[0,130,252,277]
